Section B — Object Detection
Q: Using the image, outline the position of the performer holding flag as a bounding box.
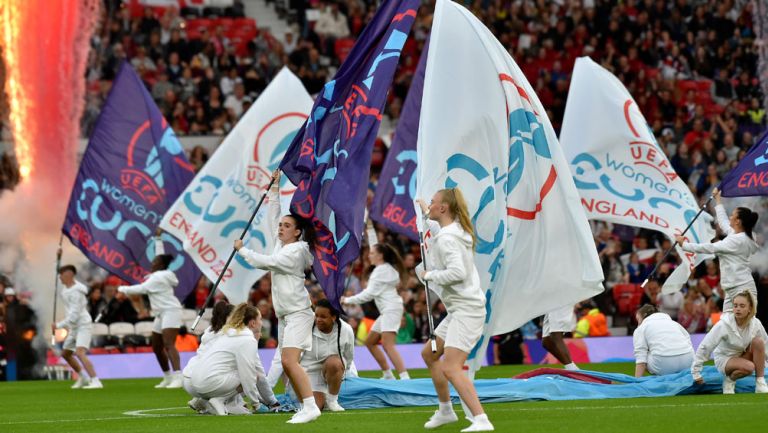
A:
[341,218,410,381]
[415,190,494,433]
[677,188,760,312]
[233,170,320,424]
[118,230,184,389]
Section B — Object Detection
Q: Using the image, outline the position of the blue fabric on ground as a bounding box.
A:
[273,367,755,409]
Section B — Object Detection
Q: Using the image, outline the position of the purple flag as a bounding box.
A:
[62,63,200,300]
[720,129,768,197]
[369,39,429,242]
[279,0,420,307]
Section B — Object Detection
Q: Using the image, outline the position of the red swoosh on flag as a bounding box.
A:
[624,99,641,138]
[392,9,417,22]
[499,73,539,116]
[507,165,557,220]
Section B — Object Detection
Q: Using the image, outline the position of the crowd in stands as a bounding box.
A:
[1,0,767,358]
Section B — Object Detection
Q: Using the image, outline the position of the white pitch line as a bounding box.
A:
[4,401,765,426]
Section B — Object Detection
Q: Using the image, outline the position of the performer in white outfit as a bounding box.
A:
[183,303,279,415]
[341,218,410,380]
[632,304,694,377]
[415,189,494,433]
[677,188,759,312]
[300,299,357,411]
[54,264,102,389]
[692,292,768,394]
[186,301,234,413]
[234,170,321,424]
[118,229,183,388]
[542,304,579,370]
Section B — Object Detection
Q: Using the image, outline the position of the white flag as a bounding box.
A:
[416,0,604,368]
[560,57,715,294]
[160,68,313,303]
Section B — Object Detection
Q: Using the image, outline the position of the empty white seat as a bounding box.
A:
[134,321,155,337]
[182,309,198,321]
[91,323,109,336]
[109,322,135,337]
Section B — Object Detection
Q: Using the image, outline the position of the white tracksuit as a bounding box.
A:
[237,189,315,351]
[56,280,93,350]
[183,327,277,406]
[691,313,768,379]
[184,326,221,376]
[343,227,404,333]
[633,313,694,375]
[419,220,486,353]
[681,204,759,310]
[300,321,357,393]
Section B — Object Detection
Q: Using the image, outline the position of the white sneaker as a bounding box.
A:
[325,400,345,412]
[461,414,495,432]
[756,378,768,393]
[154,375,171,389]
[226,404,251,415]
[166,373,183,389]
[83,378,103,389]
[71,376,88,389]
[424,410,458,429]
[208,397,228,416]
[188,398,208,414]
[723,376,736,394]
[286,406,321,424]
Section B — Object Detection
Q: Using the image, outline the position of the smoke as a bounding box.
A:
[0,0,100,342]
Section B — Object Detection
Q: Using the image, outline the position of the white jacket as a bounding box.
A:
[633,313,693,364]
[420,220,485,317]
[237,189,313,317]
[301,320,357,377]
[187,327,277,406]
[691,313,768,380]
[681,204,759,288]
[184,326,221,375]
[56,280,92,329]
[118,270,181,312]
[344,228,403,313]
[314,7,350,39]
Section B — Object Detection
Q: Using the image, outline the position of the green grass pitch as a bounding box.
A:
[1,363,765,433]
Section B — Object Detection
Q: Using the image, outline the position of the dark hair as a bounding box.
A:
[286,212,317,252]
[636,304,658,320]
[210,301,234,333]
[735,207,759,239]
[154,254,173,270]
[373,243,407,287]
[58,265,77,275]
[314,298,343,370]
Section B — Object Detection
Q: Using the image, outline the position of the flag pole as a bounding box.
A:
[641,192,715,288]
[190,174,278,331]
[417,215,438,353]
[51,234,63,346]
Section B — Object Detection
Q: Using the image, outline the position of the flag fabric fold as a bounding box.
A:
[720,129,768,197]
[160,68,313,303]
[279,0,420,307]
[62,62,199,300]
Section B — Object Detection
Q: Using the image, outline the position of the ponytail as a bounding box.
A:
[287,212,317,252]
[210,301,234,333]
[374,243,407,287]
[222,303,260,332]
[438,187,476,249]
[735,207,759,239]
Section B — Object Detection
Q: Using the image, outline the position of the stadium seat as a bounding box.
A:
[109,322,135,346]
[182,309,198,321]
[334,38,356,63]
[134,321,155,345]
[612,283,642,316]
[91,322,110,348]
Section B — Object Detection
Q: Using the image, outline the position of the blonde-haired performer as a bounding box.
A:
[677,188,760,312]
[692,292,768,394]
[415,188,494,432]
[341,218,410,380]
[183,303,278,415]
[234,170,320,424]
